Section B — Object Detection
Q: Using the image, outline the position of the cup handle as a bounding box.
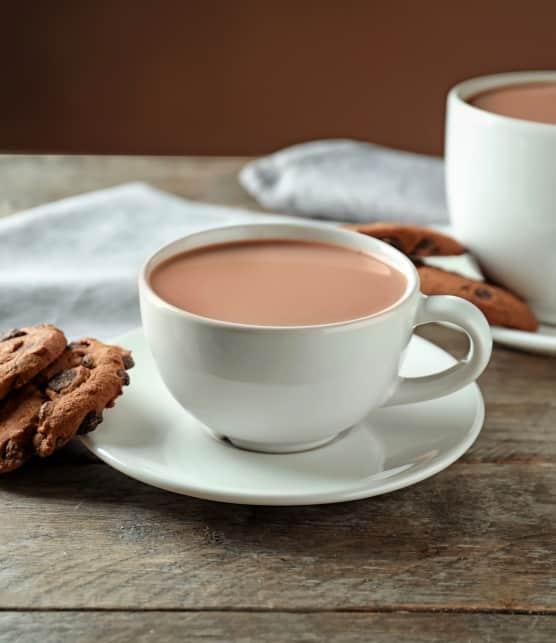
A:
[383,295,492,406]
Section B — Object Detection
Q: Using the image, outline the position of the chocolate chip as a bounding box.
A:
[47,368,78,393]
[122,354,134,370]
[77,411,103,435]
[55,437,66,449]
[32,433,45,451]
[38,401,51,423]
[10,339,24,353]
[415,237,435,252]
[0,329,26,342]
[118,369,130,386]
[82,355,94,368]
[3,439,23,460]
[380,236,403,251]
[475,288,492,300]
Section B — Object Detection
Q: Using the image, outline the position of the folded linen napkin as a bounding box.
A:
[0,183,294,339]
[239,139,448,224]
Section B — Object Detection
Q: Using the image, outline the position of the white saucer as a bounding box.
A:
[82,328,485,506]
[491,324,556,356]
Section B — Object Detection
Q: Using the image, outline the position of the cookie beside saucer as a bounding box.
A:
[0,329,134,473]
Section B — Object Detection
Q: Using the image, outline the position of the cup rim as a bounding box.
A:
[449,70,556,133]
[139,222,419,332]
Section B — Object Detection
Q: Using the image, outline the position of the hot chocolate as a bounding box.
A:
[469,81,556,125]
[149,239,407,326]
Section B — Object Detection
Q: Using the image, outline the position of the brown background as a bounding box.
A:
[2,0,556,156]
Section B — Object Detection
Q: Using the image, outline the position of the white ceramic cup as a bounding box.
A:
[446,71,556,325]
[139,223,492,453]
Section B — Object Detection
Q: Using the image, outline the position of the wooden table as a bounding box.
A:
[0,156,555,642]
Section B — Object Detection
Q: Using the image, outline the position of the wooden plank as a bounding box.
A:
[0,463,554,611]
[0,155,262,218]
[418,325,556,406]
[417,325,556,463]
[466,402,556,463]
[1,612,555,643]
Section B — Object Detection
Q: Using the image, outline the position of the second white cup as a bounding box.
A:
[446,71,556,325]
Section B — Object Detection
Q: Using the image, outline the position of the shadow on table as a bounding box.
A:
[1,450,481,560]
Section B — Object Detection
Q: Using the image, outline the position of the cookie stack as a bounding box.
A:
[0,325,133,473]
[346,223,538,332]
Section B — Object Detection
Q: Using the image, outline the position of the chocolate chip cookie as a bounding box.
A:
[418,266,538,332]
[33,339,134,457]
[344,223,465,256]
[347,222,538,331]
[0,337,134,472]
[0,325,67,402]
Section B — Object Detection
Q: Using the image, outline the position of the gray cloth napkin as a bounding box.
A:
[239,139,448,224]
[0,183,292,340]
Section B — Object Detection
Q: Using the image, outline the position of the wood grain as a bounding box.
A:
[418,326,556,463]
[1,612,555,643]
[0,463,554,611]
